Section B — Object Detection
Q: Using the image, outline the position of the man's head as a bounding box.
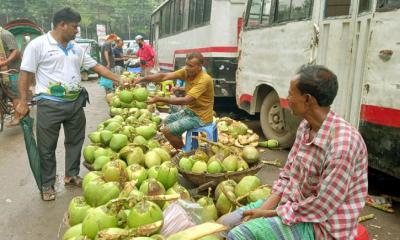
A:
[288,65,338,116]
[135,35,144,46]
[115,38,123,48]
[53,7,81,41]
[106,34,118,43]
[185,52,204,79]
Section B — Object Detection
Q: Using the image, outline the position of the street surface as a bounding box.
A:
[0,80,399,239]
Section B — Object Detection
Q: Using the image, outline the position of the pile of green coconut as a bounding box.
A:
[63,87,272,240]
[178,144,260,174]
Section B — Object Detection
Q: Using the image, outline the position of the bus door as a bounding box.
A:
[316,0,373,127]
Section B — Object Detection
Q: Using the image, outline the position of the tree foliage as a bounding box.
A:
[0,0,164,40]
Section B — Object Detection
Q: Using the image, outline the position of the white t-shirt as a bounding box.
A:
[20,32,97,94]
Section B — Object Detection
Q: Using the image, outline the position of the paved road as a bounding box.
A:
[0,80,399,239]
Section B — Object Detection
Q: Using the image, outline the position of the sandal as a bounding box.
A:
[64,175,83,187]
[41,186,56,201]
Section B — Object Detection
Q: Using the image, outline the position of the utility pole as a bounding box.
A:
[128,15,131,40]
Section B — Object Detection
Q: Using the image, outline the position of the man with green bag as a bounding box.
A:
[16,8,120,201]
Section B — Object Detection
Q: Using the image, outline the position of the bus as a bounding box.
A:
[236,0,400,177]
[150,0,246,97]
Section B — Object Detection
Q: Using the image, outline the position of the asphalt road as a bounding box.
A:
[0,80,398,239]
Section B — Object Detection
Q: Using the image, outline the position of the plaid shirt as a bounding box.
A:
[273,110,368,240]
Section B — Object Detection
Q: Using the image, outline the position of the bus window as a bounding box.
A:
[246,0,263,27]
[195,0,205,25]
[274,0,313,23]
[189,0,196,28]
[376,0,400,11]
[358,0,371,13]
[204,0,212,23]
[325,0,351,17]
[261,0,272,25]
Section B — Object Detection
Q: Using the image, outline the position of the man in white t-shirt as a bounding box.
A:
[15,7,120,201]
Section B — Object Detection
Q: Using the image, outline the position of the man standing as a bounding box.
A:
[0,26,21,126]
[134,52,214,149]
[113,38,125,75]
[135,35,155,77]
[101,34,117,70]
[219,65,368,240]
[16,8,120,201]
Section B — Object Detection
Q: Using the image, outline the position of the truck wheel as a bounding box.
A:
[260,91,299,148]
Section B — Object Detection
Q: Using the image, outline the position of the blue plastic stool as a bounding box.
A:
[183,122,218,152]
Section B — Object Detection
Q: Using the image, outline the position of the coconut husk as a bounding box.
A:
[135,220,163,236]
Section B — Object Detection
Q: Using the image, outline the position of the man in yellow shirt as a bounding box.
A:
[133,52,214,149]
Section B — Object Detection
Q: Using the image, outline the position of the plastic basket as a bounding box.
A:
[127,67,141,73]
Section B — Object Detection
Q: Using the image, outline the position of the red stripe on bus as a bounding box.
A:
[361,104,400,128]
[239,94,253,103]
[242,95,400,128]
[175,46,238,54]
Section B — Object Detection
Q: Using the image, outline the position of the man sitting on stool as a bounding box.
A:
[133,52,214,149]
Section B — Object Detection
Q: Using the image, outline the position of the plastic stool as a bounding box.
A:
[355,224,369,240]
[161,80,174,93]
[183,122,218,152]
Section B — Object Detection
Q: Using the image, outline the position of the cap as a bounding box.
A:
[135,35,143,40]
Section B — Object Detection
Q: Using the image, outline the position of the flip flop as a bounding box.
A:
[41,186,56,201]
[64,175,83,187]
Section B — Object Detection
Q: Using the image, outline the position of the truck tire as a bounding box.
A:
[260,91,299,148]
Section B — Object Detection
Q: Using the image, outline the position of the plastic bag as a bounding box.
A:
[161,200,207,237]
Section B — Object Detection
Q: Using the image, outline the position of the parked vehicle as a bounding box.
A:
[4,19,44,55]
[75,38,100,80]
[150,0,246,97]
[236,0,400,177]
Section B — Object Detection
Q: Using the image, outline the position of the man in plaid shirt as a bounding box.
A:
[219,65,368,240]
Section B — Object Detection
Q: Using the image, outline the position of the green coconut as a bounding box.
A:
[119,89,134,103]
[145,150,162,168]
[83,145,97,164]
[102,159,128,183]
[105,121,122,132]
[242,146,259,164]
[178,157,192,171]
[215,180,237,200]
[126,164,148,187]
[100,130,113,146]
[126,147,145,166]
[68,196,92,226]
[222,155,239,172]
[207,160,223,174]
[152,148,171,162]
[133,88,149,102]
[157,161,178,189]
[234,176,261,197]
[63,223,82,240]
[109,134,128,152]
[191,161,208,174]
[93,147,109,160]
[197,197,218,222]
[81,206,119,239]
[93,155,111,171]
[82,171,102,191]
[127,200,163,235]
[216,190,237,215]
[136,125,157,140]
[133,135,148,146]
[147,165,161,179]
[88,131,101,144]
[247,186,272,203]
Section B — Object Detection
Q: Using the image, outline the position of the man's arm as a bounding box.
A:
[135,72,180,84]
[0,49,20,67]
[15,70,34,116]
[91,64,120,84]
[103,51,111,68]
[148,95,195,106]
